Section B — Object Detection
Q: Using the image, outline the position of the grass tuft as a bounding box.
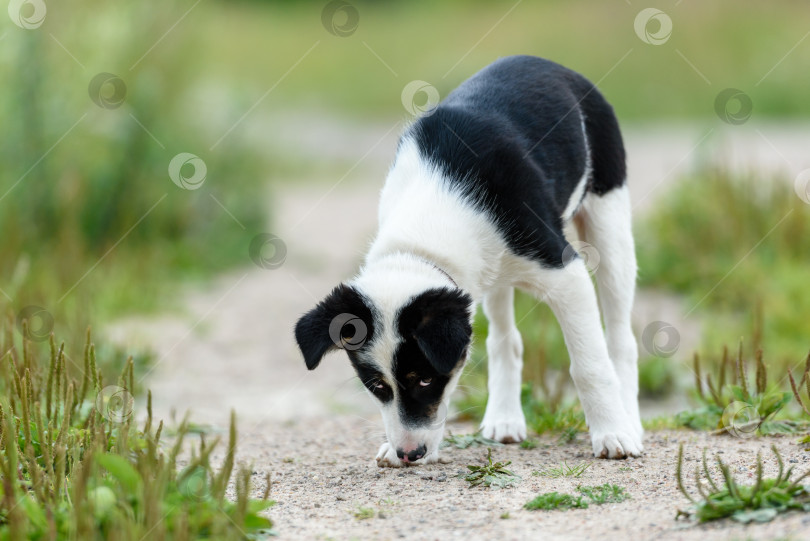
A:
[0,324,274,539]
[524,484,630,511]
[519,438,538,449]
[576,483,630,504]
[442,431,502,449]
[676,443,810,523]
[463,448,521,488]
[524,492,588,511]
[534,461,591,479]
[353,506,375,520]
[675,344,806,435]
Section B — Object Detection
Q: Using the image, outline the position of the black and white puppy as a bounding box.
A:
[295,55,643,466]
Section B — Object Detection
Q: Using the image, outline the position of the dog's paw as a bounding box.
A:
[590,429,643,459]
[375,442,403,468]
[480,414,527,443]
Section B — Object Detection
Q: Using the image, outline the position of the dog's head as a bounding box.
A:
[294,268,473,464]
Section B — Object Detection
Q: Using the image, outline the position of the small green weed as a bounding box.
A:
[676,443,810,523]
[524,484,630,511]
[442,431,502,449]
[500,511,511,519]
[463,448,520,488]
[675,344,806,435]
[353,506,376,520]
[519,438,538,449]
[524,492,588,511]
[577,483,629,504]
[534,461,591,479]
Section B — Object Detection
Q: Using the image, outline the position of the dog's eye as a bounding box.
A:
[419,378,432,387]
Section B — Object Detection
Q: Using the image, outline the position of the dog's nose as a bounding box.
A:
[396,444,427,463]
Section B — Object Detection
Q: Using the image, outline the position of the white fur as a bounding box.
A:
[560,113,592,221]
[480,287,527,442]
[355,139,642,464]
[577,185,643,439]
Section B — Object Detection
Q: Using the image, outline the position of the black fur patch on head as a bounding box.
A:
[393,288,473,426]
[350,356,393,404]
[294,284,375,370]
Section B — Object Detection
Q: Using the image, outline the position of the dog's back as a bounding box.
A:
[406,55,626,267]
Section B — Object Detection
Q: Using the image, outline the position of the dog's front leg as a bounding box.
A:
[541,261,643,458]
[480,287,527,443]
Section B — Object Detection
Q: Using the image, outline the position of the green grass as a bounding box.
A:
[519,438,538,450]
[0,322,273,539]
[353,506,375,520]
[1,0,268,352]
[577,484,630,505]
[524,492,588,511]
[677,444,810,523]
[673,344,808,435]
[638,356,678,399]
[200,0,810,120]
[637,172,810,366]
[534,461,591,479]
[463,448,520,489]
[441,431,502,450]
[524,484,629,511]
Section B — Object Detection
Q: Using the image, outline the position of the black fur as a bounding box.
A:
[293,284,375,370]
[393,288,472,426]
[408,55,626,267]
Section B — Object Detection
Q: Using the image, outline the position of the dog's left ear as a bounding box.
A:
[294,284,373,370]
[401,288,473,376]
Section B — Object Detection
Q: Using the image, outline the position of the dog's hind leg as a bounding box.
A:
[538,258,642,458]
[480,286,527,443]
[576,185,643,439]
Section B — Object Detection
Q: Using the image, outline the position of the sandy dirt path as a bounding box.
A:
[106,125,810,539]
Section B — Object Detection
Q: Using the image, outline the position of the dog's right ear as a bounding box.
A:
[294,284,373,370]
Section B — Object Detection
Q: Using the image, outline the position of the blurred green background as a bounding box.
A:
[1,0,809,393]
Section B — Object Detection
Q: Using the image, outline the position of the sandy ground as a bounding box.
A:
[105,124,810,539]
[245,422,810,541]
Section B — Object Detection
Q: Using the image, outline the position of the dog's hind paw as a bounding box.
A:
[591,430,643,459]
